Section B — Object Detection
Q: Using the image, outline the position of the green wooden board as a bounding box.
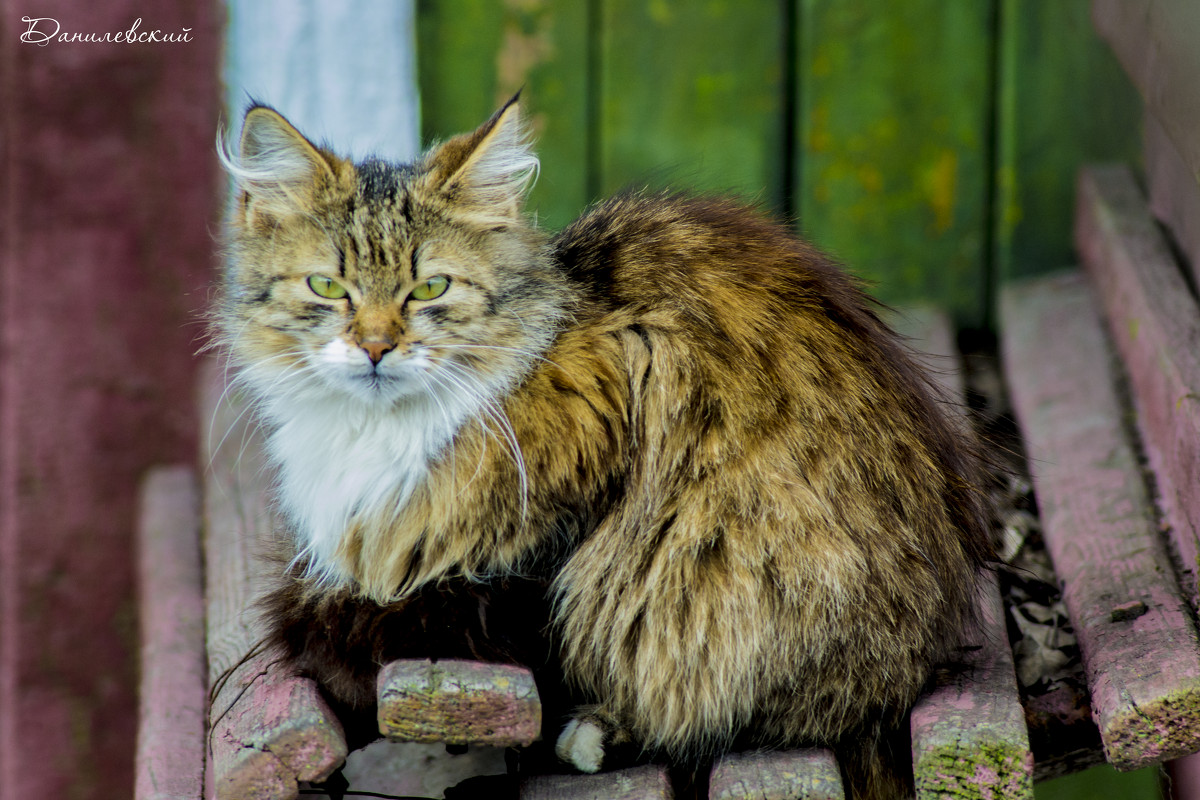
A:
[417,0,1143,329]
[993,0,1141,283]
[796,0,993,325]
[416,0,589,231]
[597,0,789,213]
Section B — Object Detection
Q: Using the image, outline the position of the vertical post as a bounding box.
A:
[223,0,420,161]
[0,2,220,798]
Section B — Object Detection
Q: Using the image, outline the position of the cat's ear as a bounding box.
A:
[423,96,537,223]
[221,105,336,223]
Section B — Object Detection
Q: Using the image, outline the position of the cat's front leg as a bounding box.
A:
[554,704,634,773]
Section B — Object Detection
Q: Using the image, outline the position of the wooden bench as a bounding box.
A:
[135,163,1200,797]
[133,3,1200,795]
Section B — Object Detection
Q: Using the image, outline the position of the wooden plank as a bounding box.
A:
[1074,165,1200,604]
[1092,0,1200,185]
[797,1,992,325]
[521,764,673,800]
[417,0,590,230]
[890,307,1033,799]
[885,307,1034,796]
[598,0,789,213]
[135,466,207,800]
[200,359,348,799]
[1001,269,1200,769]
[1144,113,1200,287]
[909,576,1034,799]
[887,305,963,401]
[209,655,349,800]
[377,659,541,747]
[709,749,843,800]
[992,0,1141,282]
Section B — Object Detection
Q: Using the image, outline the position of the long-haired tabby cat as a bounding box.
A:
[216,96,994,799]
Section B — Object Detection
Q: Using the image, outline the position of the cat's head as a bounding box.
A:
[216,98,569,413]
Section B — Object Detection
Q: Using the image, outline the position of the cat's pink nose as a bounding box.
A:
[361,340,394,365]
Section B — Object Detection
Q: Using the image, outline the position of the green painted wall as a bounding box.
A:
[797,0,993,323]
[416,0,1139,328]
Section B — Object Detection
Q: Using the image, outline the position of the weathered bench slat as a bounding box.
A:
[1074,164,1200,604]
[891,307,1034,800]
[377,658,541,746]
[209,654,350,798]
[135,466,207,800]
[1092,0,1200,184]
[1001,269,1200,769]
[1144,114,1200,288]
[521,764,673,800]
[910,578,1034,799]
[709,749,843,800]
[200,359,348,799]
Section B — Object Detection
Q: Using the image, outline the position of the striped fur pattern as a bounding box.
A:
[217,98,994,799]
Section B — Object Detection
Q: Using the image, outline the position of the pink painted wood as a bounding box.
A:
[909,578,1033,799]
[1075,165,1200,604]
[891,308,1034,800]
[200,359,348,799]
[0,2,219,796]
[520,764,673,800]
[378,659,541,746]
[1144,114,1200,289]
[135,466,207,800]
[1001,269,1200,769]
[709,749,843,800]
[1092,0,1200,184]
[209,653,348,800]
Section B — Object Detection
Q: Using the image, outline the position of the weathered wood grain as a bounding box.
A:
[1001,269,1200,769]
[910,575,1034,799]
[377,659,541,746]
[1144,114,1200,287]
[135,466,207,800]
[891,307,1034,799]
[1092,0,1200,185]
[209,654,348,800]
[200,359,348,799]
[709,749,843,800]
[1074,165,1200,604]
[520,764,673,800]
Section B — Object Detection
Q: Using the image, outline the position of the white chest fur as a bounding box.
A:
[263,389,472,584]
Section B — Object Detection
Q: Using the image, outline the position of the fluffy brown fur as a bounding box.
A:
[217,97,994,799]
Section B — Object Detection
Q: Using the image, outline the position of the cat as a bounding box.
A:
[215,96,994,799]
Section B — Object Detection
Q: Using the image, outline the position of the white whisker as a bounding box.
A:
[430,357,529,518]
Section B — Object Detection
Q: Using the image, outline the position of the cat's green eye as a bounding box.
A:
[307,275,348,300]
[411,275,450,302]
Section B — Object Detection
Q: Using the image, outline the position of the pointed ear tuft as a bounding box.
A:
[424,97,538,222]
[219,105,334,218]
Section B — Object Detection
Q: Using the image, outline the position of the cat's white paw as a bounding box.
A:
[555,717,606,773]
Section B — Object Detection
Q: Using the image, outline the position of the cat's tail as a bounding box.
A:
[834,720,914,800]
